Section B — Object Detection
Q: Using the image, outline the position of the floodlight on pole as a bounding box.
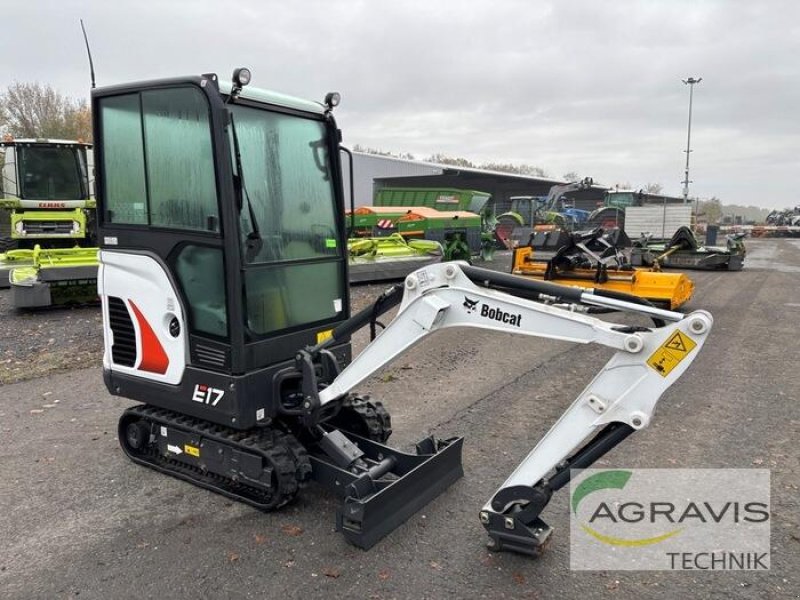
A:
[681,77,702,204]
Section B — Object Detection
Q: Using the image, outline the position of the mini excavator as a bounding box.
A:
[92,70,712,555]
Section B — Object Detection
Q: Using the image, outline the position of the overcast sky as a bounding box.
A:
[4,1,798,209]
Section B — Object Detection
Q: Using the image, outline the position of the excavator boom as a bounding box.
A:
[311,262,712,553]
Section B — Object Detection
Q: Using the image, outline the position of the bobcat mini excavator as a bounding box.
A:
[92,69,713,555]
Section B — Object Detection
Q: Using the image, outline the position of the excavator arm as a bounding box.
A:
[314,262,712,554]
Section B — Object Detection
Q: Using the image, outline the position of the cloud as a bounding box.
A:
[2,0,797,207]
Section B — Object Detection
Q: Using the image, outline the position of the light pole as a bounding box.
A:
[681,77,702,204]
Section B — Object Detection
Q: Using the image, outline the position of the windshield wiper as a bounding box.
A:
[229,112,263,262]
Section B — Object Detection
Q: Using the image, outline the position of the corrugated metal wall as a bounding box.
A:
[340,151,610,213]
[625,206,693,239]
[341,152,443,208]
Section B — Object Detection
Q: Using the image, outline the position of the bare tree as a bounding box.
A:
[479,161,549,177]
[425,153,476,168]
[352,144,415,160]
[0,82,92,141]
[562,171,580,182]
[644,182,663,194]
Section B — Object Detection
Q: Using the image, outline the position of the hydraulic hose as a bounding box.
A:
[308,284,404,354]
[462,264,666,327]
[589,288,666,327]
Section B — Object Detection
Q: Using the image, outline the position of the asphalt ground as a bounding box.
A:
[0,239,798,599]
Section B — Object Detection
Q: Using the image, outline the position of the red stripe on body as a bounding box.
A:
[128,300,170,375]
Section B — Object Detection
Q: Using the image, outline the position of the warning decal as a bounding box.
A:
[184,445,200,457]
[647,331,697,377]
[316,329,333,344]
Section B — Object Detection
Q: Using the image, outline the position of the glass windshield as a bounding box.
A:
[229,104,339,263]
[18,146,85,200]
[98,87,219,230]
[229,104,345,336]
[606,192,636,208]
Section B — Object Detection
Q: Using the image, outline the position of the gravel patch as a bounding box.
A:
[0,290,104,384]
[0,254,511,385]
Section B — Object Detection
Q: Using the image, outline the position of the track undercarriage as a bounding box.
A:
[118,396,463,549]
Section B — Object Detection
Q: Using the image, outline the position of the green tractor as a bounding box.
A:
[0,138,99,306]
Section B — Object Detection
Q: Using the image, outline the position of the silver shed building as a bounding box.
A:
[340,151,610,214]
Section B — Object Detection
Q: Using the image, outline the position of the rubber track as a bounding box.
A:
[120,404,311,511]
[332,395,392,443]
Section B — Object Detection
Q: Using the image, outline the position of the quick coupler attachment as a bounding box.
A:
[310,432,464,549]
[480,484,554,556]
[480,510,553,556]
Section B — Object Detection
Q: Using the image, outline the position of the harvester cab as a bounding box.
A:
[93,70,713,554]
[0,138,94,248]
[0,138,99,305]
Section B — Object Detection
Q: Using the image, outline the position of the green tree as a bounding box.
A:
[0,82,92,141]
[699,197,723,223]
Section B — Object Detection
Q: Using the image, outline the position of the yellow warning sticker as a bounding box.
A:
[647,331,697,377]
[184,445,200,457]
[316,329,333,344]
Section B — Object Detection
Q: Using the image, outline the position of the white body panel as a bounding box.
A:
[99,250,187,385]
[625,205,693,239]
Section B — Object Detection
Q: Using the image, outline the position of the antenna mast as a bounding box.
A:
[80,19,96,89]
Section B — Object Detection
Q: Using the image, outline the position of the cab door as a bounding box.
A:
[94,82,232,385]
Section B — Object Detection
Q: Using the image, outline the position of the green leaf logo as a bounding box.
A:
[572,470,632,514]
[572,470,681,547]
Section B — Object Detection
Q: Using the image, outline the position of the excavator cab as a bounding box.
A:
[92,71,463,548]
[93,72,354,424]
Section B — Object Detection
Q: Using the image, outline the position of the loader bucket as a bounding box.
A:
[310,433,464,549]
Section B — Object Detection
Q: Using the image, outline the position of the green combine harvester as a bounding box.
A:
[0,138,98,307]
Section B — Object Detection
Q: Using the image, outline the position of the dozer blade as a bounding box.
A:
[310,433,464,549]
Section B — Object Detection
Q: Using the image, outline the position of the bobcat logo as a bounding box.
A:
[463,296,479,313]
